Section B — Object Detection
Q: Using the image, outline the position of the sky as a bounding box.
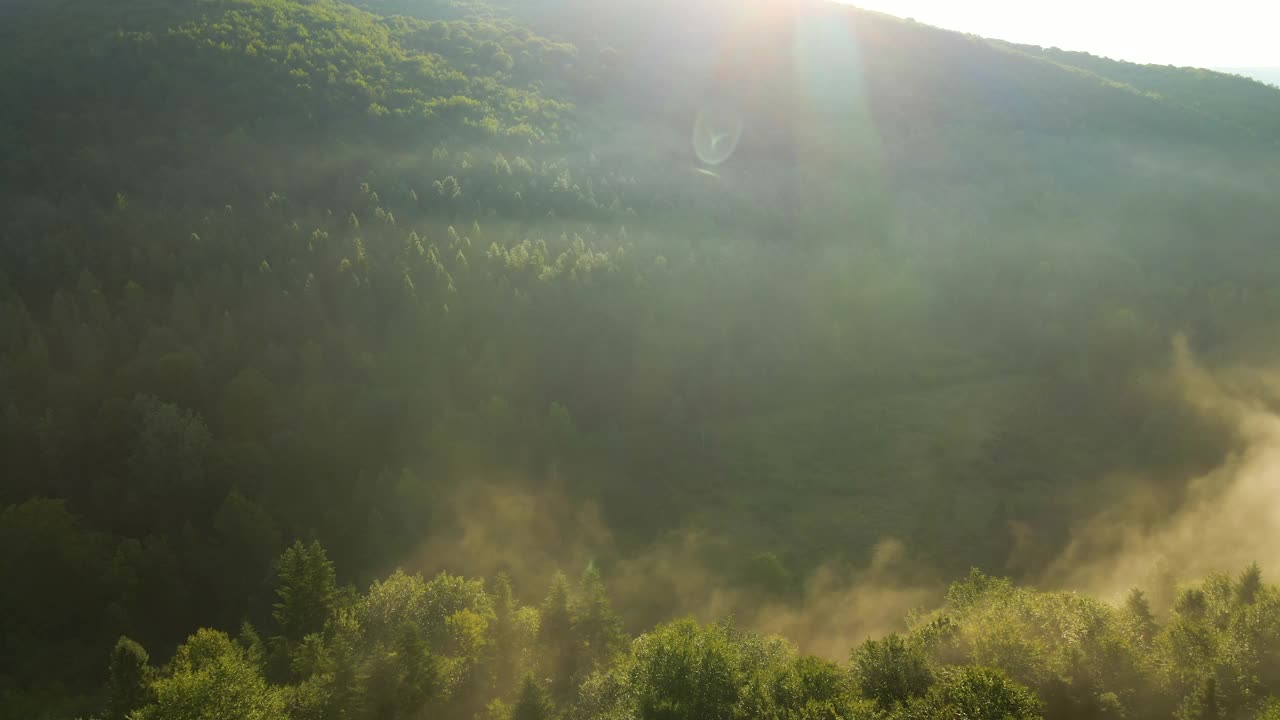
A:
[848,0,1280,69]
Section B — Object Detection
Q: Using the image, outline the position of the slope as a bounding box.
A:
[1007,43,1280,140]
[3,0,1280,714]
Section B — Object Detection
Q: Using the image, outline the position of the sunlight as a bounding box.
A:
[844,0,1280,68]
[8,0,1280,715]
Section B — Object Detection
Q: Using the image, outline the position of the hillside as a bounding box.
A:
[1001,46,1280,139]
[1224,67,1280,87]
[3,0,1280,717]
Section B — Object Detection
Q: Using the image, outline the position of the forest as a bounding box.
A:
[3,0,1280,717]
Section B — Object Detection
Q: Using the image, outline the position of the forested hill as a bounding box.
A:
[1219,67,1280,88]
[3,0,1280,717]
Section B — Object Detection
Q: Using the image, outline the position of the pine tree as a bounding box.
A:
[237,622,266,675]
[273,541,337,644]
[1125,587,1157,644]
[539,572,577,699]
[512,674,555,720]
[493,573,520,695]
[106,636,151,720]
[571,566,624,669]
[1237,562,1263,605]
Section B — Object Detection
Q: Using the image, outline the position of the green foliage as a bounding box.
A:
[775,655,870,720]
[592,617,871,720]
[0,498,114,700]
[136,629,286,720]
[571,566,626,669]
[852,634,934,711]
[3,0,1280,715]
[513,674,557,720]
[363,622,446,719]
[491,573,522,694]
[358,569,493,654]
[1123,588,1157,646]
[273,540,338,645]
[237,622,267,675]
[106,636,151,720]
[80,556,1280,720]
[895,666,1042,720]
[540,571,578,698]
[628,619,752,720]
[1240,564,1265,606]
[913,570,1147,719]
[738,552,796,599]
[1254,697,1280,720]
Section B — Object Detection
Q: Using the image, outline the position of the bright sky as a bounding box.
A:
[849,0,1280,69]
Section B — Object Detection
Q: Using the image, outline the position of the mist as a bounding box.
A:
[1045,337,1280,603]
[6,0,1280,716]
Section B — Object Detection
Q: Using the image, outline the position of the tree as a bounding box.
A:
[273,540,337,644]
[1253,697,1280,720]
[1203,678,1220,720]
[1124,587,1157,645]
[1238,563,1264,605]
[0,498,111,692]
[1175,677,1224,720]
[128,395,213,509]
[237,622,266,675]
[540,571,578,697]
[899,667,1042,720]
[779,655,868,720]
[513,674,556,720]
[363,623,444,719]
[1176,588,1209,621]
[629,619,741,720]
[852,634,933,710]
[492,573,522,695]
[572,566,625,669]
[423,571,495,650]
[106,635,151,720]
[212,491,281,617]
[135,629,286,720]
[738,552,794,598]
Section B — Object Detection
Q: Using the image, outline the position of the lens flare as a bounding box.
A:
[693,104,744,165]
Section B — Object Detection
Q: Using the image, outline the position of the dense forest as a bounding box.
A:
[1223,68,1280,88]
[3,0,1280,717]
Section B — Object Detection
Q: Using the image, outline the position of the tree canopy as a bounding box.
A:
[3,0,1280,716]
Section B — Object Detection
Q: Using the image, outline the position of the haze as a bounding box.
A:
[852,0,1280,69]
[8,1,1280,718]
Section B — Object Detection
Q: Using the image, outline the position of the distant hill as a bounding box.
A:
[1220,67,1280,87]
[999,44,1280,139]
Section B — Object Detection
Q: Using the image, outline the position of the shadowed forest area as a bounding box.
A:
[4,0,1280,717]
